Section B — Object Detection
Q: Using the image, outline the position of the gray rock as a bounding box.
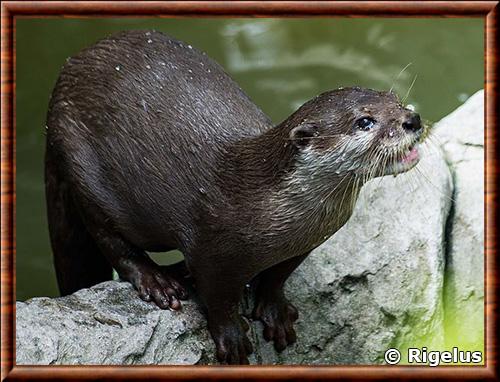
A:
[16,282,216,365]
[17,92,485,365]
[434,90,484,349]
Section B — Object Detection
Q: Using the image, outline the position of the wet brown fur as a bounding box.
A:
[45,30,422,364]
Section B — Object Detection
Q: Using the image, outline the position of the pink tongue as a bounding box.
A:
[401,147,419,163]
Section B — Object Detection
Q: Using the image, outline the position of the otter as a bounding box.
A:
[45,30,424,364]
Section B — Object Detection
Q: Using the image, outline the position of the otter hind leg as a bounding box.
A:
[45,150,113,295]
[47,143,187,307]
[252,253,309,352]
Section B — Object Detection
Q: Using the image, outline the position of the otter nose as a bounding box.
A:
[402,113,422,133]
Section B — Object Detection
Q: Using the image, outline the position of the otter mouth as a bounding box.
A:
[384,143,420,176]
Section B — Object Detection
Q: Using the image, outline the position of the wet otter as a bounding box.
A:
[45,30,423,364]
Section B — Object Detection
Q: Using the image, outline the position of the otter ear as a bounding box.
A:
[289,124,317,148]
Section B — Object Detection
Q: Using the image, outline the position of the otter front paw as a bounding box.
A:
[209,316,253,364]
[252,295,299,352]
[132,270,188,310]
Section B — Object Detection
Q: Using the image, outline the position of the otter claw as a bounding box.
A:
[133,271,187,310]
[210,318,253,364]
[253,297,299,352]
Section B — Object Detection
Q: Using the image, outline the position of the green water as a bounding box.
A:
[16,18,483,353]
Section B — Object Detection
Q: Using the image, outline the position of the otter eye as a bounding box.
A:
[356,117,376,131]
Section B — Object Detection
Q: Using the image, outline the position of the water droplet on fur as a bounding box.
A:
[160,61,166,66]
[147,39,153,44]
[207,69,211,73]
[406,104,416,111]
[188,45,193,49]
[335,170,340,174]
[199,187,207,194]
[115,65,120,71]
[145,32,151,36]
[389,131,394,137]
[188,69,192,73]
[146,64,151,69]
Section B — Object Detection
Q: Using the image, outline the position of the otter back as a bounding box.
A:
[46,30,271,250]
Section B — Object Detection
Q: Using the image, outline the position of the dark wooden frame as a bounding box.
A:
[1,1,498,380]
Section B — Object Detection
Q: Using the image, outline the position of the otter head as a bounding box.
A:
[288,87,424,180]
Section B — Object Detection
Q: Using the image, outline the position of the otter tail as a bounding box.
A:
[45,146,112,296]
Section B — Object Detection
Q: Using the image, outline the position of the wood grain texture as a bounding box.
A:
[1,1,498,381]
[1,2,14,381]
[3,365,500,381]
[1,1,497,16]
[485,3,499,382]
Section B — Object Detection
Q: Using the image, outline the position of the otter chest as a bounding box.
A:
[264,194,354,258]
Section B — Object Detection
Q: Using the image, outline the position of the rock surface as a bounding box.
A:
[16,92,483,365]
[434,90,484,349]
[16,282,217,365]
